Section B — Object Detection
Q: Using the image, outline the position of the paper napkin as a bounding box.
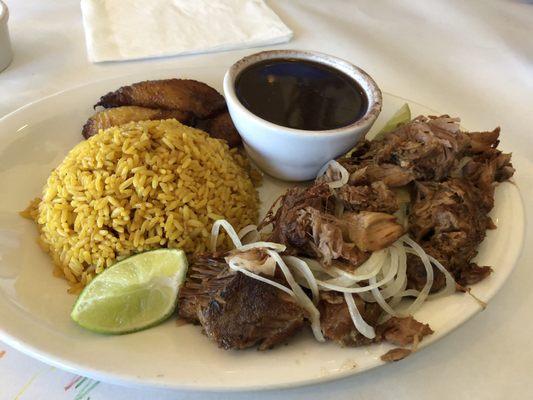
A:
[80,0,293,63]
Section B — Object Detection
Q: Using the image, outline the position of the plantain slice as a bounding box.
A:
[196,111,242,148]
[82,106,191,139]
[94,79,226,119]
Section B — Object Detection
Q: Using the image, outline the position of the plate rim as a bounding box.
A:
[0,71,525,391]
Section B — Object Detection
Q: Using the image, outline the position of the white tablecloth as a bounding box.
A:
[1,0,532,399]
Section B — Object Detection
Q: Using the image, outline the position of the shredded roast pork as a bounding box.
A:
[337,181,399,213]
[260,182,404,267]
[376,316,433,347]
[407,179,493,289]
[177,114,513,353]
[341,116,468,184]
[319,291,381,347]
[339,115,514,290]
[180,254,435,351]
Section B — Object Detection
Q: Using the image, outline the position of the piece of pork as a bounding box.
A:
[467,128,501,153]
[262,182,403,266]
[348,163,416,188]
[459,127,515,210]
[341,115,470,185]
[343,211,405,252]
[179,254,305,350]
[319,293,433,348]
[338,118,513,289]
[307,208,370,266]
[407,179,493,289]
[376,316,433,347]
[260,182,333,257]
[308,208,404,262]
[336,181,399,213]
[319,292,382,347]
[342,116,514,196]
[381,348,413,362]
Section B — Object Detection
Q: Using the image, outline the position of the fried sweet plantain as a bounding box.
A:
[95,79,226,119]
[81,106,191,139]
[195,111,242,148]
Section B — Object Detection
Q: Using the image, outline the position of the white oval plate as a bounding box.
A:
[0,66,524,391]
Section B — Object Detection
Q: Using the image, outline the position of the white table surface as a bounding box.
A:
[1,0,532,399]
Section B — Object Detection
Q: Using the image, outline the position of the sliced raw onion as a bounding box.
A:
[238,241,286,253]
[427,255,456,299]
[328,250,387,283]
[226,251,277,277]
[302,258,338,278]
[210,219,461,344]
[369,246,401,316]
[317,160,349,189]
[227,259,293,296]
[210,219,242,251]
[317,251,398,294]
[398,289,420,297]
[238,224,261,243]
[379,244,407,300]
[344,292,376,339]
[267,250,325,342]
[401,236,434,315]
[284,256,320,305]
[388,247,409,307]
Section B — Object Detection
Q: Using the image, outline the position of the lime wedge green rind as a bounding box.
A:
[373,103,412,140]
[71,249,188,334]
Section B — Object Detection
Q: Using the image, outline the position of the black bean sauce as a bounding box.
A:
[235,58,367,131]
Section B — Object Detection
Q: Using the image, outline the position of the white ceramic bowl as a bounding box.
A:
[223,50,382,181]
[0,0,12,72]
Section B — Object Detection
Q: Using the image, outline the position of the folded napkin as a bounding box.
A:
[80,0,293,63]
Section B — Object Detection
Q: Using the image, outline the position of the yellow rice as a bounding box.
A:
[23,119,259,292]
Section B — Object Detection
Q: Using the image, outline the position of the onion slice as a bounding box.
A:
[317,252,398,294]
[284,256,320,305]
[427,255,456,299]
[317,160,349,189]
[369,246,401,316]
[210,219,463,344]
[237,224,260,243]
[227,258,294,297]
[402,236,434,315]
[238,241,286,253]
[344,292,376,339]
[328,250,387,283]
[379,244,407,300]
[267,250,325,342]
[210,219,242,251]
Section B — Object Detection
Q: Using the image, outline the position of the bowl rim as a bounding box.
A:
[223,49,382,137]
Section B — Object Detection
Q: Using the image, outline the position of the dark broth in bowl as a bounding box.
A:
[235,58,368,131]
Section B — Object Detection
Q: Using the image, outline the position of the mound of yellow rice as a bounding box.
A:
[23,119,259,292]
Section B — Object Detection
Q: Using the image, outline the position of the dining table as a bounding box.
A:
[0,0,532,399]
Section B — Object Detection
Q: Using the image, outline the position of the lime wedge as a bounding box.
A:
[373,103,412,140]
[71,249,188,334]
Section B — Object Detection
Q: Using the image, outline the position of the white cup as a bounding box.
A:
[223,50,382,182]
[0,0,13,72]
